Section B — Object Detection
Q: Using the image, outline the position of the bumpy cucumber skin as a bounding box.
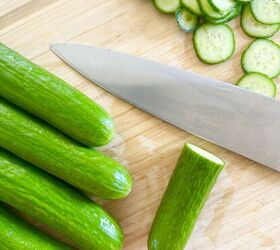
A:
[0,98,132,199]
[0,43,114,147]
[0,149,123,250]
[0,203,71,250]
[148,144,224,250]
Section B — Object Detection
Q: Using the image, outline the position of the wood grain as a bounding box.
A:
[0,1,280,249]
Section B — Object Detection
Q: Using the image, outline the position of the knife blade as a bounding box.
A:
[51,42,280,171]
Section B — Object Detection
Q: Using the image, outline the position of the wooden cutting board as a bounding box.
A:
[1,1,280,249]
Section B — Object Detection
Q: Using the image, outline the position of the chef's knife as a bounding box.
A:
[51,42,280,171]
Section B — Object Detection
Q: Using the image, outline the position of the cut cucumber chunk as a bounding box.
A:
[208,0,237,14]
[237,72,277,97]
[193,23,235,64]
[180,0,202,16]
[198,0,230,19]
[148,144,224,250]
[153,0,180,13]
[241,4,280,38]
[176,8,199,32]
[242,39,280,78]
[206,3,241,24]
[235,0,251,2]
[251,0,280,25]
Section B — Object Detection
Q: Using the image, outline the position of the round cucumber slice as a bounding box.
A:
[180,0,203,16]
[241,4,280,38]
[193,23,235,64]
[208,0,237,14]
[176,8,199,32]
[242,39,280,78]
[251,0,280,25]
[237,72,277,97]
[153,0,180,13]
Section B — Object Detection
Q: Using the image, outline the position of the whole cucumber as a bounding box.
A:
[148,144,224,250]
[0,203,71,250]
[0,98,132,199]
[0,148,123,250]
[0,43,114,147]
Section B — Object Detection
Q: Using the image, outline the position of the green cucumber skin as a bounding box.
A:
[205,3,241,24]
[0,203,70,250]
[148,144,224,250]
[0,98,132,199]
[0,148,123,250]
[0,43,114,147]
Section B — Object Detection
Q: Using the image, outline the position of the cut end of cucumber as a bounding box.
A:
[187,144,224,165]
[237,72,277,98]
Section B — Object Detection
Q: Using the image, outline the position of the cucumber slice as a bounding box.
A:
[208,0,237,14]
[198,0,230,19]
[176,8,199,32]
[180,0,202,16]
[193,23,235,64]
[148,144,224,250]
[153,0,180,13]
[242,39,280,78]
[205,3,241,24]
[235,0,251,2]
[251,0,280,25]
[241,4,280,38]
[237,72,277,97]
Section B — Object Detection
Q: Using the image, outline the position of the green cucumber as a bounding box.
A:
[241,4,280,38]
[148,144,224,250]
[198,0,231,19]
[0,148,123,250]
[208,0,237,14]
[180,0,202,16]
[153,0,180,13]
[0,98,132,199]
[236,72,277,97]
[193,23,235,64]
[175,7,199,32]
[205,3,241,24]
[241,39,280,78]
[251,0,280,25]
[0,203,70,250]
[0,43,114,147]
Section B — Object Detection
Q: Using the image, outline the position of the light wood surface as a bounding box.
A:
[0,1,280,249]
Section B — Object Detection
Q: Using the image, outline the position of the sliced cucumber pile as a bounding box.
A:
[176,7,199,32]
[241,5,280,38]
[237,72,277,97]
[242,39,280,78]
[152,0,280,97]
[194,23,235,64]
